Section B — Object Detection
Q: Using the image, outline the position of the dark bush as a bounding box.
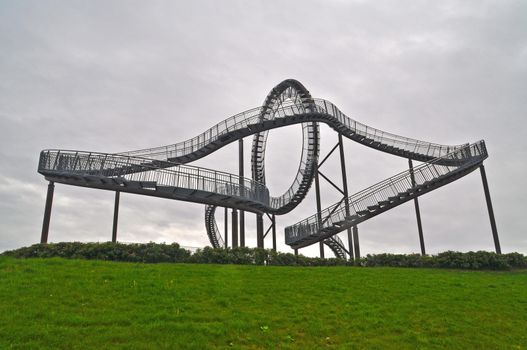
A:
[2,243,525,270]
[1,242,191,263]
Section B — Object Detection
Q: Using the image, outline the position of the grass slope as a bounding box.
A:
[1,257,526,349]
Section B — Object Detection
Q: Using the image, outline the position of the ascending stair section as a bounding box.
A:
[285,141,487,249]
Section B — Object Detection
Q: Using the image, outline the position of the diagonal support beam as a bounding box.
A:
[318,143,339,169]
[318,170,345,195]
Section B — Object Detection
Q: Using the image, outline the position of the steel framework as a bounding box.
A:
[37,79,501,257]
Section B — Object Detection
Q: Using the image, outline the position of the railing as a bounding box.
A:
[39,97,476,221]
[119,98,464,161]
[38,150,270,207]
[113,98,467,214]
[285,141,487,244]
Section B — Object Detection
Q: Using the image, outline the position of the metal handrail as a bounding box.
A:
[118,98,464,161]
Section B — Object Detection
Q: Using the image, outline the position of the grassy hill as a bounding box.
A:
[1,257,526,349]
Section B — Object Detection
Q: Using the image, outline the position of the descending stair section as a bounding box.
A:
[205,205,224,249]
[323,235,348,259]
[285,141,488,249]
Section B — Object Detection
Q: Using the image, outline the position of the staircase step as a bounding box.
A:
[124,180,142,189]
[157,186,175,193]
[140,181,157,189]
[367,205,380,212]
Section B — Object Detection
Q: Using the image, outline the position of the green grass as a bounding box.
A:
[1,257,526,349]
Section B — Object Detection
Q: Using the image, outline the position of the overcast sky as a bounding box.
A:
[1,0,526,256]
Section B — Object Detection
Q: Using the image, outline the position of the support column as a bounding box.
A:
[239,138,245,247]
[294,248,298,256]
[409,159,426,255]
[314,168,324,258]
[232,209,238,248]
[224,207,228,249]
[480,164,501,254]
[40,181,55,244]
[112,191,120,243]
[352,226,360,259]
[272,214,276,252]
[338,133,355,261]
[256,214,264,248]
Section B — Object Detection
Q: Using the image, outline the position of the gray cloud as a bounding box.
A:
[1,0,526,256]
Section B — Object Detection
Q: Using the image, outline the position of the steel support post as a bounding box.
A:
[112,191,120,243]
[232,209,238,248]
[479,165,501,254]
[294,248,298,256]
[40,181,55,244]
[238,138,245,247]
[352,226,360,259]
[337,133,355,261]
[224,207,228,248]
[272,214,276,252]
[314,168,324,258]
[256,214,264,248]
[408,159,426,255]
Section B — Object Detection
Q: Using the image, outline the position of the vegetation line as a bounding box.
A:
[2,242,526,270]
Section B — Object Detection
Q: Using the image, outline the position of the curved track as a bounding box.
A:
[38,79,487,257]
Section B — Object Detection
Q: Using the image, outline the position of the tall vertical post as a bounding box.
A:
[224,207,228,249]
[337,133,355,260]
[112,191,120,243]
[40,181,55,244]
[294,248,298,256]
[353,226,360,259]
[408,159,426,255]
[314,168,324,258]
[256,214,264,248]
[272,214,277,252]
[232,209,238,248]
[480,164,501,254]
[239,138,245,247]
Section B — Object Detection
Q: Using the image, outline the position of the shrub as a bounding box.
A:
[1,242,191,263]
[2,243,525,270]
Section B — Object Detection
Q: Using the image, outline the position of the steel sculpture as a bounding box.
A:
[37,79,501,258]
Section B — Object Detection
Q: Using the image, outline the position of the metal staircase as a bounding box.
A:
[37,79,493,254]
[204,205,224,249]
[285,141,487,248]
[323,235,348,259]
